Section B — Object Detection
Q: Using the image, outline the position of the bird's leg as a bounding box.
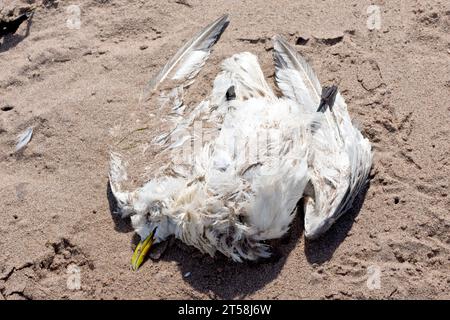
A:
[317,85,338,112]
[131,228,157,270]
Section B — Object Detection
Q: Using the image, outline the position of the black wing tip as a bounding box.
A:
[204,14,230,50]
[219,14,230,21]
[317,85,338,113]
[212,14,230,29]
[218,14,230,31]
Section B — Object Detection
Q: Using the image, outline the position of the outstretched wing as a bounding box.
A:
[332,93,373,216]
[271,36,373,239]
[141,14,230,101]
[304,91,373,239]
[109,15,230,211]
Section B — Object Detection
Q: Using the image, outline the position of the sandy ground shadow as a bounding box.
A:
[161,215,305,299]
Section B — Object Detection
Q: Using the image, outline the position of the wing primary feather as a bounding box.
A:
[272,35,322,108]
[141,14,230,102]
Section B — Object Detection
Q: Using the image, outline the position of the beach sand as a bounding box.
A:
[0,0,449,299]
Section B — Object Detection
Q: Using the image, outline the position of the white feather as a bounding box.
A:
[220,52,276,100]
[273,35,322,110]
[270,36,373,239]
[15,127,33,152]
[172,50,209,81]
[305,92,373,239]
[142,14,229,101]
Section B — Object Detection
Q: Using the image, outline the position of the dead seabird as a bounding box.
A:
[108,15,372,270]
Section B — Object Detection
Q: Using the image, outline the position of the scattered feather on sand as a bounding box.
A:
[15,127,33,152]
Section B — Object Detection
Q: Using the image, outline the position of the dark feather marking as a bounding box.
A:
[317,85,338,112]
[225,85,236,101]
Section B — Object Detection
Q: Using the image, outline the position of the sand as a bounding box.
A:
[0,0,449,300]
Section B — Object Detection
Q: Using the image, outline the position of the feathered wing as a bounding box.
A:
[271,36,373,238]
[331,94,373,216]
[303,122,350,238]
[141,14,229,101]
[272,35,322,111]
[109,15,229,212]
[304,92,373,239]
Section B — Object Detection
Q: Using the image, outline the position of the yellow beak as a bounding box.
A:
[131,229,156,271]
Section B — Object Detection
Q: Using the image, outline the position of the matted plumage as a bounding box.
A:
[108,15,373,270]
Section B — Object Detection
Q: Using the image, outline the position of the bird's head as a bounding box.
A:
[129,198,176,270]
[129,179,183,270]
